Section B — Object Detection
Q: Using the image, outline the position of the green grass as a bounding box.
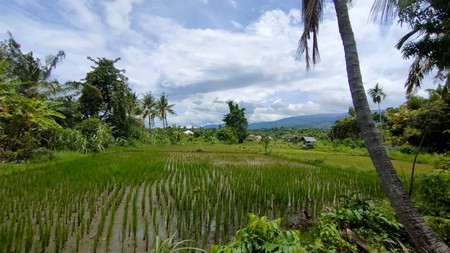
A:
[0,142,437,252]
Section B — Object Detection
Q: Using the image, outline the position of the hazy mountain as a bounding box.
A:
[202,113,347,129]
[248,113,347,129]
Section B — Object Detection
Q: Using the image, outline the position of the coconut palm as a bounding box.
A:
[298,0,449,251]
[368,83,386,124]
[141,92,158,130]
[155,93,176,128]
[371,0,450,97]
[0,32,65,99]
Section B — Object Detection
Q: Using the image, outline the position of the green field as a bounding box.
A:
[0,144,433,252]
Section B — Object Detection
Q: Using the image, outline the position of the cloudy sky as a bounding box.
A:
[0,0,435,127]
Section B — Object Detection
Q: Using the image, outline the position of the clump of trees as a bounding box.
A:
[0,34,178,161]
[0,34,66,161]
[219,101,248,144]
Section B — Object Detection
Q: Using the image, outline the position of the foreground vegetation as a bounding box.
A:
[0,143,448,252]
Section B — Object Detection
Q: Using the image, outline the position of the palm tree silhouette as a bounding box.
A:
[368,83,386,124]
[142,92,158,130]
[156,93,175,128]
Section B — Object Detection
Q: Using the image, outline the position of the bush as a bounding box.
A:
[211,214,307,253]
[425,216,450,244]
[316,197,409,252]
[342,138,365,149]
[217,126,238,144]
[417,173,450,216]
[212,199,412,253]
[398,144,416,154]
[53,118,115,153]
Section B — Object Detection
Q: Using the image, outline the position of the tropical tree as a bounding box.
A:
[0,60,65,161]
[0,32,65,99]
[222,101,248,144]
[79,57,136,137]
[298,0,449,251]
[368,83,387,124]
[371,0,450,97]
[142,92,158,130]
[329,115,360,141]
[155,93,175,128]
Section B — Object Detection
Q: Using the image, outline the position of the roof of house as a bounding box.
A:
[301,136,317,142]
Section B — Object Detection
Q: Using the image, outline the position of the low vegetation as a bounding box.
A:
[0,143,448,252]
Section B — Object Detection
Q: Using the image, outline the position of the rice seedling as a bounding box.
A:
[0,144,393,252]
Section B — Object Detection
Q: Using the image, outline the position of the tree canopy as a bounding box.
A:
[79,57,136,137]
[222,101,248,144]
[372,0,450,96]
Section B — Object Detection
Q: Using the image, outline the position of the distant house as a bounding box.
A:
[300,137,317,149]
[183,130,194,135]
[248,134,262,141]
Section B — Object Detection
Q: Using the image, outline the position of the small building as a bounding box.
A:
[183,130,194,135]
[248,134,262,141]
[300,136,317,149]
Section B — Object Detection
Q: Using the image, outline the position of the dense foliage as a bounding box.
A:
[396,0,450,95]
[212,198,412,253]
[222,101,248,144]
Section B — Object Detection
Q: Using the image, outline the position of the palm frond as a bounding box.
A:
[43,50,65,80]
[395,28,421,50]
[370,0,399,22]
[296,0,324,70]
[405,55,434,94]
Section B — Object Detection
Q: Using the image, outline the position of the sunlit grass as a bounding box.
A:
[0,142,436,252]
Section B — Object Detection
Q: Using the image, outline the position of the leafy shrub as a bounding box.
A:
[315,197,410,252]
[53,118,115,153]
[212,200,411,253]
[217,126,238,144]
[434,154,450,171]
[425,216,450,245]
[76,118,103,139]
[342,138,365,149]
[211,214,307,253]
[397,144,416,154]
[417,173,450,216]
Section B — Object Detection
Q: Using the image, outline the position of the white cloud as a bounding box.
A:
[104,0,142,32]
[57,0,103,30]
[1,0,428,127]
[231,20,243,29]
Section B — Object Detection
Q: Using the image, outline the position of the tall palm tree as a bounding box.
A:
[368,83,386,124]
[141,92,158,130]
[155,93,175,128]
[1,32,65,99]
[298,0,449,251]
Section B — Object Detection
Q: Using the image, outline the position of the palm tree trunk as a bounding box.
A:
[377,102,382,124]
[378,102,384,141]
[332,0,449,251]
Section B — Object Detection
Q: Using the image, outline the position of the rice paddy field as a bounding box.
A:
[0,143,434,252]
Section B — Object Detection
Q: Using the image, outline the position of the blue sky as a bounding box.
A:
[0,0,434,127]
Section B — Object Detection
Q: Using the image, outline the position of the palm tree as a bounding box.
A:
[298,0,449,251]
[1,32,65,99]
[141,92,158,130]
[155,93,175,128]
[371,0,450,98]
[368,83,386,124]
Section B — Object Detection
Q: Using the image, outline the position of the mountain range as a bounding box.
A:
[203,112,347,129]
